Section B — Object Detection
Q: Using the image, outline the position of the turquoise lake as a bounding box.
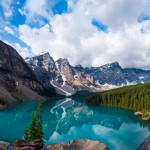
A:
[0,97,150,150]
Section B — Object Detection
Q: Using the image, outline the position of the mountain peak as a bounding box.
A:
[111,62,120,67]
[37,51,49,56]
[101,62,121,69]
[74,64,85,72]
[75,64,83,68]
[56,58,69,65]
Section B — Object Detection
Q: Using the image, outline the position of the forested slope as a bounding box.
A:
[86,83,150,112]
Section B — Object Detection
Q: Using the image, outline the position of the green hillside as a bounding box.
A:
[86,83,150,112]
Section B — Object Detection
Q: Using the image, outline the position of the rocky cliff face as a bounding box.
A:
[0,40,44,108]
[25,52,61,84]
[75,62,150,90]
[26,52,97,96]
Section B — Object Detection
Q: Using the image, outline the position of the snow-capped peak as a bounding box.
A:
[37,51,49,56]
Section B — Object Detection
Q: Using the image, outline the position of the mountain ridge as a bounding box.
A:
[1,39,150,108]
[0,40,45,109]
[25,50,150,95]
[25,52,97,96]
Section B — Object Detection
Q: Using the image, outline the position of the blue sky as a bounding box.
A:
[0,0,150,69]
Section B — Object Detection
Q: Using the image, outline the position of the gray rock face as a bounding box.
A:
[84,62,125,86]
[0,141,9,150]
[26,53,97,96]
[25,52,62,84]
[46,139,108,150]
[0,40,44,108]
[75,62,150,87]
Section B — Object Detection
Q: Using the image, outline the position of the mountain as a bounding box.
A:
[25,52,150,95]
[0,40,44,109]
[75,62,150,89]
[25,52,97,96]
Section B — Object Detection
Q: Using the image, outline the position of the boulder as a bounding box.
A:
[0,141,9,150]
[13,139,43,150]
[46,139,108,150]
[136,137,150,150]
[13,139,25,148]
[28,139,43,150]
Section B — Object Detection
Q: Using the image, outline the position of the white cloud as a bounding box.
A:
[0,0,13,17]
[18,24,54,55]
[17,0,150,69]
[23,0,52,23]
[4,26,14,35]
[4,40,31,59]
[13,43,32,58]
[18,8,26,16]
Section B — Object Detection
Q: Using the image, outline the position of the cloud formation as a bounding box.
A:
[1,0,150,69]
[4,26,14,35]
[0,0,13,17]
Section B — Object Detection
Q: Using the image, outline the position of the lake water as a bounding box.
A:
[0,97,150,150]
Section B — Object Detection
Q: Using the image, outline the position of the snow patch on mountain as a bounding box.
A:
[50,80,71,96]
[126,80,136,86]
[96,80,138,90]
[55,62,66,87]
[37,51,48,56]
[139,76,144,80]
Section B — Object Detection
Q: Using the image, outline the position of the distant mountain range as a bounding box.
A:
[25,51,150,95]
[75,62,150,89]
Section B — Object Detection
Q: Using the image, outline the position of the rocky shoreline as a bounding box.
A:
[135,111,150,121]
[1,137,150,150]
[0,139,108,150]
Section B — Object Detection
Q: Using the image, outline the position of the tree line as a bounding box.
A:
[86,82,150,112]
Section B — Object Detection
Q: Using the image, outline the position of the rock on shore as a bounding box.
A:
[46,139,108,150]
[0,139,108,150]
[136,137,150,150]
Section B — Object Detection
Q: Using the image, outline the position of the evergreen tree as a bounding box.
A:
[37,100,43,140]
[24,128,30,142]
[29,112,38,141]
[24,100,43,142]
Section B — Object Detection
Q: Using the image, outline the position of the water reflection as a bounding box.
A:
[0,98,150,150]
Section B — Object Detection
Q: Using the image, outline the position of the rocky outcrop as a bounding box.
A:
[46,139,108,150]
[136,137,150,150]
[0,40,44,108]
[0,139,108,150]
[0,141,9,150]
[13,139,43,150]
